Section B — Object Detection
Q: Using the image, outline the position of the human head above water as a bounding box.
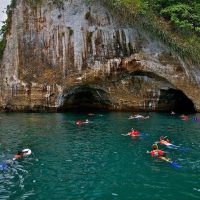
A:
[160,136,164,140]
[17,151,23,155]
[152,144,158,150]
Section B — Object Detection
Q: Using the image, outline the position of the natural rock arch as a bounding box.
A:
[56,70,195,113]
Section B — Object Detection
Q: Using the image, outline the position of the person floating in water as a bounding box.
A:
[171,111,175,115]
[156,136,179,149]
[129,114,149,120]
[126,129,140,137]
[13,151,24,160]
[13,149,32,160]
[180,114,189,121]
[76,120,82,126]
[147,144,171,162]
[76,119,91,126]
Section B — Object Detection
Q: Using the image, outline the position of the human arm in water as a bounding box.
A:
[121,132,131,136]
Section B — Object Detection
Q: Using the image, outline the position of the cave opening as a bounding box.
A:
[58,85,112,112]
[159,89,196,113]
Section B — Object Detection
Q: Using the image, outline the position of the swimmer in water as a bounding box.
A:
[76,119,91,125]
[126,129,140,137]
[13,149,31,160]
[13,151,25,160]
[147,144,171,162]
[180,114,189,121]
[129,114,149,120]
[156,136,180,149]
[76,120,83,125]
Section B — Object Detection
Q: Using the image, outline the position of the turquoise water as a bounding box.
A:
[0,112,200,200]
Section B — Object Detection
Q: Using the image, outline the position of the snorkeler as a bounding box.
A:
[129,114,149,120]
[126,129,140,137]
[76,120,82,126]
[147,144,182,168]
[147,144,171,162]
[180,114,189,121]
[13,149,32,160]
[157,136,179,149]
[76,119,91,126]
[13,151,24,160]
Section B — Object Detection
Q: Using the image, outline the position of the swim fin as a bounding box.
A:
[171,161,182,169]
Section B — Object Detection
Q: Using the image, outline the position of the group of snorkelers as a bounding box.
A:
[147,136,179,163]
[180,114,200,122]
[125,127,181,165]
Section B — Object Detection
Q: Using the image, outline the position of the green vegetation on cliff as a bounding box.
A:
[0,0,16,60]
[93,0,200,64]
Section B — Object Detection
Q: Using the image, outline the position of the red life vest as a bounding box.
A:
[76,120,82,125]
[130,130,140,136]
[151,150,164,157]
[14,154,23,160]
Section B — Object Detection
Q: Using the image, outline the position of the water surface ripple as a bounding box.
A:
[0,113,200,199]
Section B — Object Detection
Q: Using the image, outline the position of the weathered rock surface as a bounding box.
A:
[0,0,199,112]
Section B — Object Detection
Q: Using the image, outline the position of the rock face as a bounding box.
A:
[0,0,199,112]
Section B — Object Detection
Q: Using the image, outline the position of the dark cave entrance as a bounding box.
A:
[58,85,112,112]
[159,89,196,113]
[130,70,196,113]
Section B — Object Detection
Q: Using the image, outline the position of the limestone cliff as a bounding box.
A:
[0,0,199,112]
